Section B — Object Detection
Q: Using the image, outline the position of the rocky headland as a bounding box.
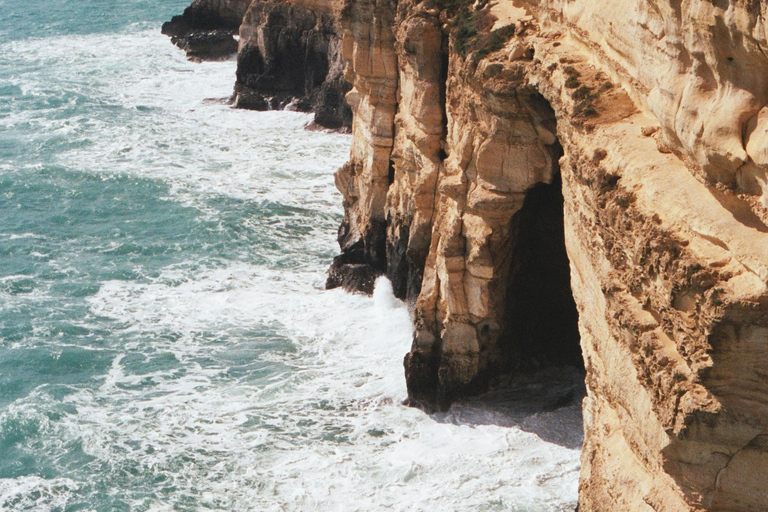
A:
[162,0,251,60]
[165,0,352,129]
[165,0,768,510]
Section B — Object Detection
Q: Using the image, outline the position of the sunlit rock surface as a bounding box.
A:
[166,0,768,509]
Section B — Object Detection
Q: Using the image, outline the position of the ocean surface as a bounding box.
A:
[0,1,581,510]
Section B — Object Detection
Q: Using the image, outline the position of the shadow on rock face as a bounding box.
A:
[429,366,586,450]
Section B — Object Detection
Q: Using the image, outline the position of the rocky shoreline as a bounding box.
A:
[165,0,352,130]
[164,0,768,510]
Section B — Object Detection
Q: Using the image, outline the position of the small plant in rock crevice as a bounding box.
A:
[562,64,616,118]
[474,29,508,60]
[615,192,635,209]
[599,81,613,92]
[710,287,725,306]
[453,6,478,57]
[572,85,592,100]
[563,66,580,88]
[438,0,515,59]
[425,0,473,15]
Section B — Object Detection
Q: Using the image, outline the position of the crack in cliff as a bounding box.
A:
[712,433,768,500]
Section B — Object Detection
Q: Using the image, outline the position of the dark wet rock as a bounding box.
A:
[325,219,387,295]
[234,0,352,130]
[169,30,238,61]
[162,0,250,60]
[326,262,380,295]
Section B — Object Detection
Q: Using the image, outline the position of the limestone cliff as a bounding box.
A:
[333,0,768,510]
[166,0,768,509]
[325,0,399,292]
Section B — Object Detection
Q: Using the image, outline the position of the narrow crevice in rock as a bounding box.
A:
[384,5,447,304]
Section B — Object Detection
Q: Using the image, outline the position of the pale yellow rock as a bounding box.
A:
[328,0,768,509]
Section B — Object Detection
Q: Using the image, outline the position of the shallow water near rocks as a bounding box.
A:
[0,1,580,510]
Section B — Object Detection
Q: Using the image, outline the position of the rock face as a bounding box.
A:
[162,0,251,60]
[234,0,353,129]
[333,0,768,510]
[326,0,399,292]
[167,0,768,509]
[164,0,352,130]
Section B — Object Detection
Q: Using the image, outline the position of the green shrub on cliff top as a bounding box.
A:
[454,6,477,57]
[427,0,473,15]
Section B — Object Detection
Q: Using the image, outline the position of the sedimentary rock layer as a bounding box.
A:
[333,0,768,509]
[325,0,399,290]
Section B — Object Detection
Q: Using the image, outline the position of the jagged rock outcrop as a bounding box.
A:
[162,0,251,60]
[234,0,352,129]
[165,0,352,129]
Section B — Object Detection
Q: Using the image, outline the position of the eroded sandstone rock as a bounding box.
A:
[326,0,399,287]
[234,0,353,129]
[334,0,768,509]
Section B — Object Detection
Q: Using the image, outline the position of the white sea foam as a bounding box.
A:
[0,476,79,511]
[1,29,349,212]
[77,265,580,511]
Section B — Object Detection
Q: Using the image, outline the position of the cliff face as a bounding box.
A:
[542,0,768,205]
[234,0,352,129]
[166,0,768,509]
[164,0,352,129]
[162,0,251,60]
[333,0,768,510]
[325,0,399,292]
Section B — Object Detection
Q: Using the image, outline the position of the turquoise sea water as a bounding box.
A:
[0,1,581,510]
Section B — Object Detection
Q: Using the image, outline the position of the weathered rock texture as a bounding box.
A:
[326,0,399,290]
[162,0,251,60]
[165,0,352,129]
[234,0,353,129]
[167,0,768,509]
[332,0,768,510]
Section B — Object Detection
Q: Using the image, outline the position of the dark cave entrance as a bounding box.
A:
[498,101,583,377]
[500,171,583,373]
[445,141,584,444]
